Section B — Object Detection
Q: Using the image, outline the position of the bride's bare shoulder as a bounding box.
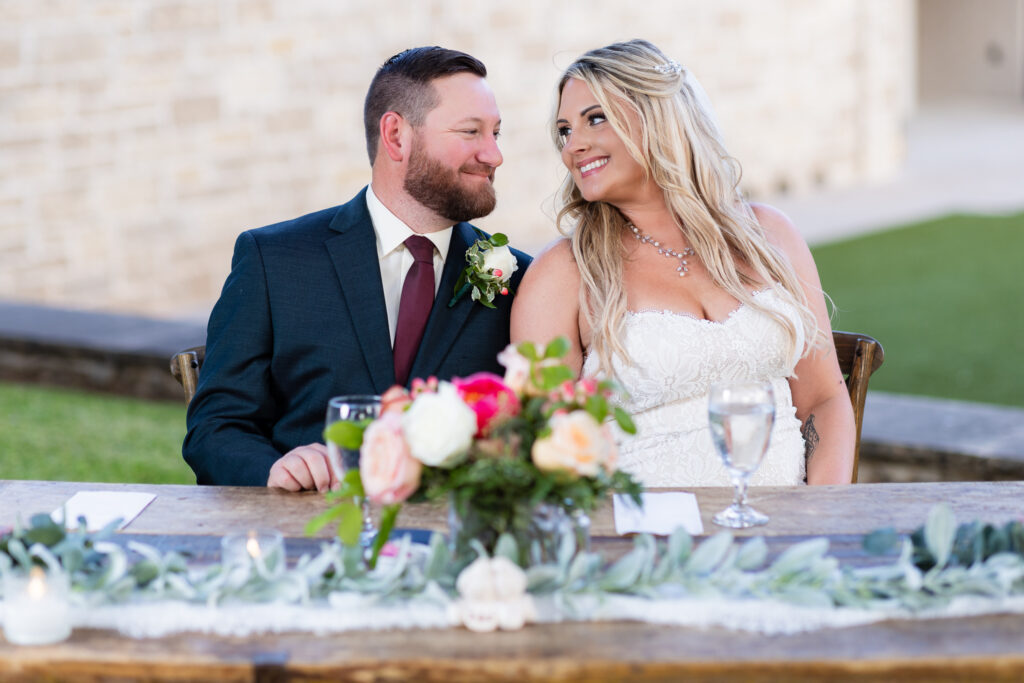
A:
[520,237,580,287]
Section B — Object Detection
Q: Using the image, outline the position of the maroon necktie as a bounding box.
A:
[393,235,436,386]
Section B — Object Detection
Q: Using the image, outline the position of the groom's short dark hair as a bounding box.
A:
[363,46,488,163]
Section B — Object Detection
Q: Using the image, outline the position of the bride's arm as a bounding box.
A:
[752,204,857,485]
[510,238,586,376]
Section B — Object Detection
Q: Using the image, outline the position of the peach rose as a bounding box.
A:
[359,412,421,504]
[531,410,615,477]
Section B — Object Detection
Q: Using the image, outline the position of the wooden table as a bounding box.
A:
[2,479,1024,682]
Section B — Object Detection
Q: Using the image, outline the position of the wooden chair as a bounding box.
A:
[831,330,885,482]
[170,346,205,404]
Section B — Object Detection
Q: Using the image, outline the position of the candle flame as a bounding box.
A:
[245,532,262,559]
[27,566,47,599]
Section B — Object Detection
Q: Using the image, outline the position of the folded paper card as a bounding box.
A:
[51,491,156,532]
[613,492,704,536]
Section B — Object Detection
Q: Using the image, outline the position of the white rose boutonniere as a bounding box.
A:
[449,231,518,308]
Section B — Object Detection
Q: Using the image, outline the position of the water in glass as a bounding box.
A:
[325,395,381,548]
[709,381,775,528]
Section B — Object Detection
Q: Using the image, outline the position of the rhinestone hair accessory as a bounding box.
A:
[652,59,683,76]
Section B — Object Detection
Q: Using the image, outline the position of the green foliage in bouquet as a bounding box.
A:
[308,337,643,568]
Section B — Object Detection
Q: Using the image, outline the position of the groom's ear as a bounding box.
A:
[378,111,410,163]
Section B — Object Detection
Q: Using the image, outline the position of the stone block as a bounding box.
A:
[172,96,220,126]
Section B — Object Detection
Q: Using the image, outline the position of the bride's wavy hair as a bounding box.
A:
[553,39,822,376]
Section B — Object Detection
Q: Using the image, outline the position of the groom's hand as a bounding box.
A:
[267,444,337,492]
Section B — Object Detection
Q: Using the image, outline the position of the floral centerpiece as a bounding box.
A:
[309,338,642,567]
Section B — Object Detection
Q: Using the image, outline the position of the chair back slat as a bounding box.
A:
[832,331,885,483]
[169,346,205,404]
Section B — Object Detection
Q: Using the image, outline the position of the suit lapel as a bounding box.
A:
[409,222,477,381]
[325,189,395,393]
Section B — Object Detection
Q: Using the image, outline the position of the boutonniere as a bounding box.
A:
[448,231,518,308]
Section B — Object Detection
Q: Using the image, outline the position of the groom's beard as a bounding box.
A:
[404,143,497,223]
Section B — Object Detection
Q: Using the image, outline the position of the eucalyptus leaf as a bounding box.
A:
[924,504,956,569]
[685,532,733,576]
[666,527,693,567]
[493,533,519,564]
[599,547,646,591]
[771,538,830,576]
[735,536,768,570]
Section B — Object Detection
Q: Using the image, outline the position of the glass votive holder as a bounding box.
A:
[220,529,285,574]
[2,566,73,645]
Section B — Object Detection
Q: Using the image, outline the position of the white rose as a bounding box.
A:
[482,245,517,282]
[401,382,476,468]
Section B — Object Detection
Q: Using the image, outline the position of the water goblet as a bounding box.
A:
[325,395,381,549]
[708,380,775,528]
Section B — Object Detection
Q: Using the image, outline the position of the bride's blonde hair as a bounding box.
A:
[554,39,822,375]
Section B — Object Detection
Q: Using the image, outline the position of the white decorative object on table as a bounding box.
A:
[2,566,72,645]
[450,556,536,632]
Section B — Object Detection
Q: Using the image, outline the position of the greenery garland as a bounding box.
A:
[2,506,1024,618]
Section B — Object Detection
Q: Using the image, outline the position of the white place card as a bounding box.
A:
[613,492,704,536]
[51,491,156,532]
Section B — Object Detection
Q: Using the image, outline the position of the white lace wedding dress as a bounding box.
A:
[583,287,807,487]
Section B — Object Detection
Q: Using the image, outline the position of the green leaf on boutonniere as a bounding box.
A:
[490,232,509,247]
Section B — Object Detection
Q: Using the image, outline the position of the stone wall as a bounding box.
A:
[0,0,915,319]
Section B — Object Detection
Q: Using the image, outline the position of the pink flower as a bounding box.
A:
[411,376,439,397]
[359,412,422,505]
[380,385,412,414]
[496,344,530,394]
[452,372,521,436]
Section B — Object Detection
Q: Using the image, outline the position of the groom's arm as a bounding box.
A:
[183,231,288,486]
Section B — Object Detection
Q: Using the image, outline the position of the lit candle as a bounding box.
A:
[2,566,72,645]
[221,529,284,574]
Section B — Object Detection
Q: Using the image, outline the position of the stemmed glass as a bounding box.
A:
[325,395,381,549]
[708,380,775,528]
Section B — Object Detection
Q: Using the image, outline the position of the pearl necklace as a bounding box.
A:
[627,223,696,277]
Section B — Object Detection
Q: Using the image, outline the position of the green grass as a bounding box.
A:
[0,382,194,484]
[812,211,1024,408]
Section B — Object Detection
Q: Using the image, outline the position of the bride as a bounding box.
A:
[511,40,855,486]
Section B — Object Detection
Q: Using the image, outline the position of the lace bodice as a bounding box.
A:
[583,288,807,487]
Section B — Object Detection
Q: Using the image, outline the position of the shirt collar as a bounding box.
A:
[365,184,454,260]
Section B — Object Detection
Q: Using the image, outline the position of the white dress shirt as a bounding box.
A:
[365,185,453,345]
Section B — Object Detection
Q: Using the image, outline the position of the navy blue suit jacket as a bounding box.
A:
[183,188,531,485]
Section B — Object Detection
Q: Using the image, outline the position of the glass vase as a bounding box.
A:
[447,494,588,566]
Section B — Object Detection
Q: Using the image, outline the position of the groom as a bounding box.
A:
[183,47,530,490]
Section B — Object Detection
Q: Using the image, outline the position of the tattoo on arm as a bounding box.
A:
[802,414,820,467]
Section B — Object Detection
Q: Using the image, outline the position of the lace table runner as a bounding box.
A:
[5,593,1024,639]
